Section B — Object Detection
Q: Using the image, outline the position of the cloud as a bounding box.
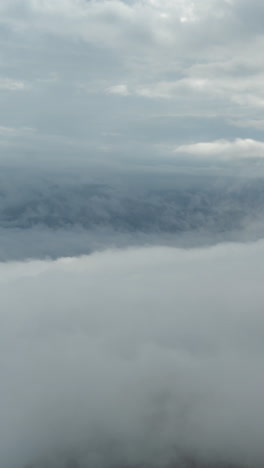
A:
[0,78,27,91]
[106,83,130,96]
[174,138,264,160]
[230,119,264,130]
[2,5,264,467]
[1,0,264,167]
[1,242,264,467]
[0,125,35,136]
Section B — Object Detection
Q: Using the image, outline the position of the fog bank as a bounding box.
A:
[1,243,264,467]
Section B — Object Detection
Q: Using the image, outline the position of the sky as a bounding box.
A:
[1,0,264,172]
[1,1,264,467]
[1,0,264,258]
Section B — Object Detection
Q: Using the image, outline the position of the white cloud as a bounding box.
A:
[0,125,35,136]
[174,138,264,160]
[106,83,130,96]
[2,243,264,467]
[0,78,27,91]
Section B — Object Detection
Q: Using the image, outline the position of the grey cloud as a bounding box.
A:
[2,3,264,468]
[1,0,264,168]
[1,243,264,467]
[0,168,264,260]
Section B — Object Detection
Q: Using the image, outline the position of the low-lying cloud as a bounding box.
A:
[2,242,264,467]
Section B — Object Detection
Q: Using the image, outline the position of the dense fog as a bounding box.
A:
[1,244,264,468]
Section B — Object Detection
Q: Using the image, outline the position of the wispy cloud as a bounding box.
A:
[0,77,27,91]
[174,138,264,159]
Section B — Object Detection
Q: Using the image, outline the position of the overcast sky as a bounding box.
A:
[0,0,264,172]
[0,0,264,260]
[2,3,264,467]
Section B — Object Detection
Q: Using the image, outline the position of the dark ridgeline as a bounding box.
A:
[1,171,264,235]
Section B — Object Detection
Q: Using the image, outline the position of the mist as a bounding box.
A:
[1,243,264,468]
[2,1,264,466]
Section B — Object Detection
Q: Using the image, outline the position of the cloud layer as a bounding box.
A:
[2,243,264,467]
[1,0,264,169]
[2,3,264,468]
